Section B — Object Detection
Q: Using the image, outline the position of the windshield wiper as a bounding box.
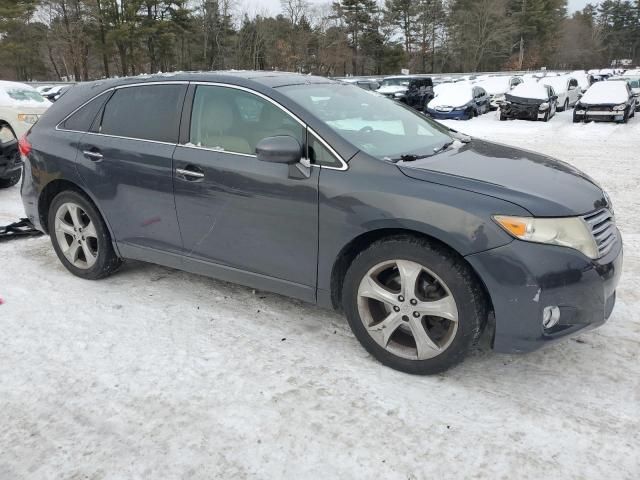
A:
[433,140,454,154]
[388,140,455,163]
[388,153,432,163]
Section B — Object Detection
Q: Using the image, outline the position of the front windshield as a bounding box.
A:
[279,83,452,160]
[380,78,410,88]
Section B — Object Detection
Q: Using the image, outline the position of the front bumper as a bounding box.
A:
[501,103,546,121]
[466,236,623,353]
[426,108,470,120]
[574,109,625,122]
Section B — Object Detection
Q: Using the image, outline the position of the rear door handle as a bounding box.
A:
[82,150,103,161]
[176,166,205,180]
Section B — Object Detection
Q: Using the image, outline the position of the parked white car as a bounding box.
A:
[475,75,523,109]
[0,81,50,138]
[542,75,582,111]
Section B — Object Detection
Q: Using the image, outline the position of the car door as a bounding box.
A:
[76,83,187,254]
[172,83,320,301]
[567,78,580,106]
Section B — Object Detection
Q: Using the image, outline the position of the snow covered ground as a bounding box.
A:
[1,110,639,479]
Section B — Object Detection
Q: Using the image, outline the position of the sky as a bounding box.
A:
[245,0,598,16]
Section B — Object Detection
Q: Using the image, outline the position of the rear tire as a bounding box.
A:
[342,236,486,374]
[48,190,122,280]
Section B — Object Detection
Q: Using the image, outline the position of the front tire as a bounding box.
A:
[342,236,487,374]
[48,190,122,280]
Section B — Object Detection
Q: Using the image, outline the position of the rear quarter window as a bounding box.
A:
[60,92,111,132]
[99,84,187,143]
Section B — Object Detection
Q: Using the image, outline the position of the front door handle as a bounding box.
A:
[176,166,205,180]
[83,150,103,161]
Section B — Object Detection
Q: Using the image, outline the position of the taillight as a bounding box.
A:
[18,135,32,157]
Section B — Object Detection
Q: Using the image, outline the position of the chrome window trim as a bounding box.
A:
[55,79,349,171]
[78,131,178,146]
[176,143,256,159]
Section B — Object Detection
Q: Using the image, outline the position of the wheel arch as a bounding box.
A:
[329,228,495,318]
[37,179,119,257]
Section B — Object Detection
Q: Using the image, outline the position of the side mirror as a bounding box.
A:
[256,135,302,165]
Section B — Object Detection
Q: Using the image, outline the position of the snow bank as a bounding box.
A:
[580,81,630,105]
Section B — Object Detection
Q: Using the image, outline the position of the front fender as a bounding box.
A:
[316,153,529,295]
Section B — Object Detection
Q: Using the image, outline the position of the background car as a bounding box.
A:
[574,80,636,123]
[0,122,21,188]
[543,75,582,111]
[475,75,523,109]
[43,85,72,102]
[426,83,489,120]
[500,81,558,122]
[609,75,640,110]
[339,78,380,91]
[0,80,50,138]
[378,76,434,111]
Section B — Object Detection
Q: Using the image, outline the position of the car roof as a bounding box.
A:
[88,71,336,90]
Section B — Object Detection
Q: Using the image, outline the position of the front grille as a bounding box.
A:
[583,209,617,257]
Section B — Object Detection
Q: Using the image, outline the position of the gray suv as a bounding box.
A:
[18,72,622,374]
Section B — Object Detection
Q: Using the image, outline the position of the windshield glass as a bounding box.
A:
[5,88,46,103]
[380,78,410,87]
[279,83,452,160]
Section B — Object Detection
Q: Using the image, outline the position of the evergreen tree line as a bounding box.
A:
[0,0,639,81]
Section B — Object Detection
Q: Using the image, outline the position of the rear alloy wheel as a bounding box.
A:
[48,191,122,279]
[343,236,486,374]
[54,202,100,269]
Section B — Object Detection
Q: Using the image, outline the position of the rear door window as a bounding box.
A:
[99,84,186,143]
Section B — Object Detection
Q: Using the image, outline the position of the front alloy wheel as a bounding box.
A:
[357,260,458,360]
[342,236,487,374]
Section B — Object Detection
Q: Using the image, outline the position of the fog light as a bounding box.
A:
[542,306,560,329]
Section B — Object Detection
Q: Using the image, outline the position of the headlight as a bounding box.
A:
[454,104,469,111]
[493,215,598,259]
[394,92,405,98]
[539,102,550,110]
[613,103,626,111]
[17,113,39,124]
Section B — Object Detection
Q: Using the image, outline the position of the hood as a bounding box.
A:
[398,139,607,217]
[378,85,408,95]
